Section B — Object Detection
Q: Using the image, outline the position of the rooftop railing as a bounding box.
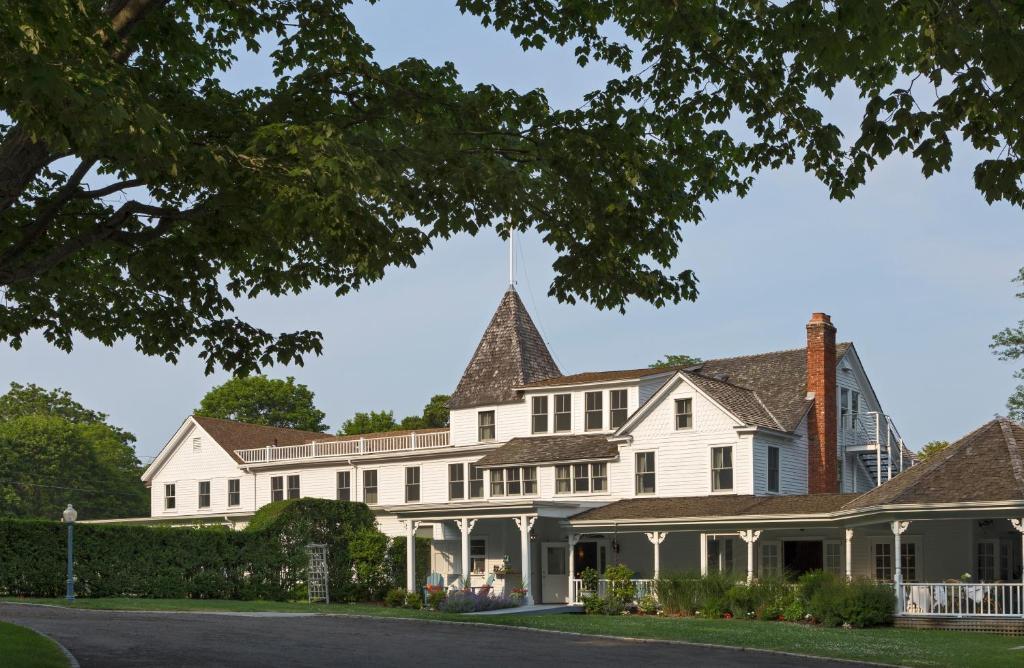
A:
[236,430,450,465]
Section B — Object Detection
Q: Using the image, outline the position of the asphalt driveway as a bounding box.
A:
[0,603,874,668]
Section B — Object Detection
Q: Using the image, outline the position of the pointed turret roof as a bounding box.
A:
[448,288,561,410]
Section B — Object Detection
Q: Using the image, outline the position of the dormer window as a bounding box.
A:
[610,390,628,429]
[675,398,693,430]
[531,396,548,433]
[554,394,571,432]
[585,391,603,430]
[478,410,496,441]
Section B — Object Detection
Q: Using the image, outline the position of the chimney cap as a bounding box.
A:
[808,312,832,325]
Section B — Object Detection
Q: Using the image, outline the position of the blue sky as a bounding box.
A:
[1,2,1021,464]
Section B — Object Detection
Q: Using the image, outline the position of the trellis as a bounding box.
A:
[306,543,329,604]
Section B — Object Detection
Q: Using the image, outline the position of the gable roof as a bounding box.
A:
[475,434,618,467]
[844,417,1024,508]
[192,415,337,464]
[448,288,561,410]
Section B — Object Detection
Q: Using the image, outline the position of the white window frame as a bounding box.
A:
[872,539,920,582]
[767,445,780,494]
[711,446,734,492]
[337,471,351,501]
[164,483,176,510]
[470,538,487,574]
[198,480,211,508]
[270,476,284,502]
[675,397,693,430]
[760,540,781,578]
[977,539,998,582]
[405,466,421,503]
[490,468,505,497]
[609,389,628,429]
[531,396,549,434]
[227,478,240,507]
[286,474,300,499]
[362,469,378,505]
[553,394,572,432]
[584,391,603,431]
[555,464,571,494]
[478,410,496,442]
[491,466,537,496]
[824,540,842,575]
[468,465,484,499]
[448,463,465,500]
[635,451,656,495]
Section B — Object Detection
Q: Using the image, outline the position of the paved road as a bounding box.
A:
[0,603,872,668]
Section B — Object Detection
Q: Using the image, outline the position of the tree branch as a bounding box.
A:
[75,178,144,199]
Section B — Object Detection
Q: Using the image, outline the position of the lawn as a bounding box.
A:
[0,621,69,668]
[4,597,1023,667]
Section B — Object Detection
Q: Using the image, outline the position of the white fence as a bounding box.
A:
[236,430,450,464]
[900,582,1024,617]
[570,578,655,604]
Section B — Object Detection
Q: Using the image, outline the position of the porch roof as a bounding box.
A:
[475,434,618,467]
[386,498,596,520]
[569,493,858,524]
[845,417,1024,509]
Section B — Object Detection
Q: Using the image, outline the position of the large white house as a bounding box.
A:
[140,288,1024,626]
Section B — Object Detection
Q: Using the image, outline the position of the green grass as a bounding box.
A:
[4,598,1023,667]
[0,621,69,668]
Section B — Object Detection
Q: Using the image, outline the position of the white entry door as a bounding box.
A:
[541,542,568,603]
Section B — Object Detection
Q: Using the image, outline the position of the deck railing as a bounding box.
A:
[236,430,451,464]
[900,582,1024,617]
[570,578,655,604]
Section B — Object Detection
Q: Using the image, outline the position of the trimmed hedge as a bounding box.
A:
[0,499,427,601]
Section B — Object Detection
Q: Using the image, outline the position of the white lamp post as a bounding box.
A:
[62,504,77,602]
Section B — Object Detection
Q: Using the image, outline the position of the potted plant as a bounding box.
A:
[510,587,528,604]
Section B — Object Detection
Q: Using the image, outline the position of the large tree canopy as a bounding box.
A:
[196,375,329,432]
[0,382,147,518]
[2,1,1021,373]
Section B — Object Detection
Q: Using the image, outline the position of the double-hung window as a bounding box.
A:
[405,466,421,503]
[227,478,240,506]
[554,394,572,432]
[531,396,548,433]
[270,476,284,502]
[490,469,505,497]
[977,542,996,581]
[767,446,780,493]
[363,470,378,504]
[522,466,537,495]
[609,389,628,429]
[449,463,465,500]
[164,483,176,510]
[470,539,486,574]
[286,475,300,499]
[873,543,892,580]
[584,391,603,430]
[635,452,656,494]
[478,410,496,441]
[491,467,536,496]
[824,541,842,575]
[760,542,780,577]
[506,467,522,495]
[198,480,211,508]
[468,465,484,498]
[573,463,590,493]
[675,398,693,429]
[337,471,351,501]
[711,446,733,491]
[555,465,571,494]
[591,463,608,492]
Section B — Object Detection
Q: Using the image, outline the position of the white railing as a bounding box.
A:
[570,578,655,604]
[900,582,1024,617]
[236,430,450,464]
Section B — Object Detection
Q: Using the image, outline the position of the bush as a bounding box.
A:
[581,593,606,615]
[384,587,407,608]
[656,570,735,616]
[437,590,518,613]
[404,591,423,609]
[603,563,636,613]
[579,567,600,594]
[798,571,894,627]
[426,588,447,610]
[637,594,659,615]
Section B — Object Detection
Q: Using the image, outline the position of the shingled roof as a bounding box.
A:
[844,417,1024,508]
[475,434,619,467]
[448,288,561,409]
[572,493,859,521]
[193,415,337,464]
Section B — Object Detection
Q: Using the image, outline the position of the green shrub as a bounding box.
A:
[384,587,407,608]
[637,594,659,615]
[797,570,843,606]
[581,593,605,615]
[839,580,895,628]
[404,591,423,609]
[782,597,806,622]
[580,567,600,594]
[656,570,735,615]
[427,589,447,610]
[699,596,726,618]
[603,563,636,612]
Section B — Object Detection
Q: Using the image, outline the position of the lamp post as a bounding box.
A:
[62,504,77,602]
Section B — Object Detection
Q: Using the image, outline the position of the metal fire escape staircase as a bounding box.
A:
[840,412,914,490]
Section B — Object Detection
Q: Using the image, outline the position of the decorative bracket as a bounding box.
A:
[513,516,537,532]
[456,518,477,534]
[405,520,420,532]
[645,531,667,545]
[890,520,910,535]
[1011,518,1024,534]
[568,534,581,547]
[738,529,762,544]
[844,528,854,541]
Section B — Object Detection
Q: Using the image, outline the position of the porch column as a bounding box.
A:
[457,517,477,589]
[568,533,580,603]
[844,528,854,581]
[1011,519,1024,585]
[891,520,910,613]
[699,533,708,576]
[405,520,419,593]
[646,531,667,581]
[739,530,762,584]
[514,515,537,606]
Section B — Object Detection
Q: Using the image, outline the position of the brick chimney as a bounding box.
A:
[806,313,837,494]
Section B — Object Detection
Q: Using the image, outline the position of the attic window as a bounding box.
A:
[478,411,496,441]
[192,437,201,452]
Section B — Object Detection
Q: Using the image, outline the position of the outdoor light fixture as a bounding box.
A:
[62,504,77,602]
